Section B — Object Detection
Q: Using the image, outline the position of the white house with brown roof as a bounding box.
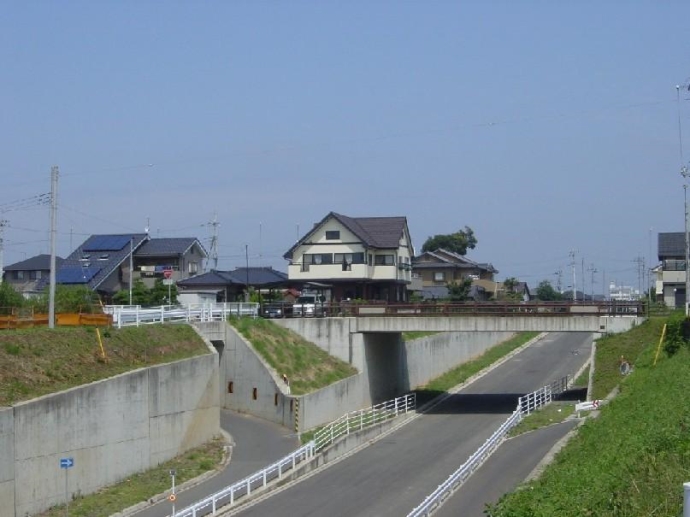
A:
[283,212,414,302]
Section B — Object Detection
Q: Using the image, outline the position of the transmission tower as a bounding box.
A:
[553,269,563,293]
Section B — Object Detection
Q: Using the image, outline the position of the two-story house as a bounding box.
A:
[655,232,686,308]
[412,248,498,300]
[284,212,414,302]
[34,234,207,300]
[2,254,64,297]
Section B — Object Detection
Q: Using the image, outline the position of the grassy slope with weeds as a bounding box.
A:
[0,325,209,406]
[489,317,690,517]
[230,317,357,394]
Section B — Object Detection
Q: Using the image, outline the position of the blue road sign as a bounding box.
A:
[60,458,74,469]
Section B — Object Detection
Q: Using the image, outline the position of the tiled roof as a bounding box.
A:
[136,238,207,257]
[332,212,407,248]
[5,254,63,271]
[412,249,498,274]
[284,211,409,259]
[178,267,289,288]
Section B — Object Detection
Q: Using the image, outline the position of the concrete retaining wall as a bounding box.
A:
[0,407,14,517]
[403,331,514,389]
[8,349,219,517]
[192,320,526,433]
[209,322,294,429]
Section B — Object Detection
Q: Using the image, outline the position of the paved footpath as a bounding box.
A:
[127,410,299,517]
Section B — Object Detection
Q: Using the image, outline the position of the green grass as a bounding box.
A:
[0,325,210,406]
[508,401,576,437]
[34,437,227,517]
[419,332,540,393]
[488,317,690,517]
[402,331,439,341]
[229,317,357,395]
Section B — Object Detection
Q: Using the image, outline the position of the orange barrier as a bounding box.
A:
[0,313,112,330]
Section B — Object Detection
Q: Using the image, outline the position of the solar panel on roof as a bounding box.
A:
[56,266,101,284]
[83,235,131,252]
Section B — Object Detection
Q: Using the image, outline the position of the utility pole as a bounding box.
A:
[678,83,690,316]
[588,263,598,299]
[569,250,577,301]
[245,244,250,302]
[208,212,219,271]
[48,166,59,329]
[0,219,7,284]
[581,257,585,301]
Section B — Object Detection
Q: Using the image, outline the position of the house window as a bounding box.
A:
[15,271,24,280]
[434,272,445,282]
[368,254,373,266]
[188,262,199,274]
[325,230,340,240]
[334,252,365,266]
[304,253,334,265]
[374,255,395,266]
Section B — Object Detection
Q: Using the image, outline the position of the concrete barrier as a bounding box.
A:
[7,347,219,517]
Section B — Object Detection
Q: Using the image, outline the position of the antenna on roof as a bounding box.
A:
[145,216,150,235]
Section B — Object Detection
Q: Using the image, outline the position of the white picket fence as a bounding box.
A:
[103,303,259,328]
[407,376,570,517]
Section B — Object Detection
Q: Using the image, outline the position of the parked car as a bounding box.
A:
[261,302,291,318]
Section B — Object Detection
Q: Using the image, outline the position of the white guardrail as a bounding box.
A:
[407,376,571,517]
[103,303,259,328]
[174,393,417,517]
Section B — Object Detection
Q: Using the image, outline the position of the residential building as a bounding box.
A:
[656,232,686,308]
[176,266,292,303]
[34,234,207,300]
[609,282,640,302]
[412,248,498,300]
[283,212,414,302]
[2,254,64,297]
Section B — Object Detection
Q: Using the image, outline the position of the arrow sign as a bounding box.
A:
[60,457,74,469]
[575,400,600,412]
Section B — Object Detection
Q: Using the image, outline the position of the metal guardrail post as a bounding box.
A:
[684,482,690,517]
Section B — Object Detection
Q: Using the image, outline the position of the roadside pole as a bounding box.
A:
[169,469,177,517]
[59,457,74,517]
[684,482,689,517]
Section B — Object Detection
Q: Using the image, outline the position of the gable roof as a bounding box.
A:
[284,211,409,259]
[36,233,149,292]
[5,254,63,271]
[136,237,207,258]
[178,267,289,288]
[412,248,498,274]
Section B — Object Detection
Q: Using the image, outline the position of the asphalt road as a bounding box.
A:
[131,410,299,517]
[228,332,593,517]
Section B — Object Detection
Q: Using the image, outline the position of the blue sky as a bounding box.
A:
[2,1,689,295]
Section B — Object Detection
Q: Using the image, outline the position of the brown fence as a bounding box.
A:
[0,312,113,330]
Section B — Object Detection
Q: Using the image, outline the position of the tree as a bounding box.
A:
[535,280,563,301]
[30,285,100,313]
[421,226,477,256]
[447,278,473,301]
[112,280,150,305]
[0,282,24,312]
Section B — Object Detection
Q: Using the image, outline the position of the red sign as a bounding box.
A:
[163,269,173,279]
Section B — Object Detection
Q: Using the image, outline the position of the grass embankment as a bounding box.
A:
[229,317,358,395]
[0,325,210,406]
[489,317,690,517]
[418,332,540,395]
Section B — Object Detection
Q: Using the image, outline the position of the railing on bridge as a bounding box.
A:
[337,300,645,318]
[104,303,259,328]
[407,375,572,517]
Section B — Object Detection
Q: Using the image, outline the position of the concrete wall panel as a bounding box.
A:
[10,346,219,517]
[0,407,14,517]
